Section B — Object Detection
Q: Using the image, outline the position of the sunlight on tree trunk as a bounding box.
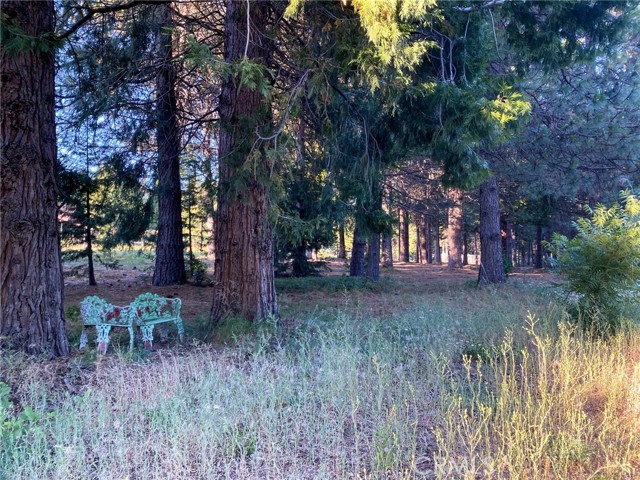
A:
[210,0,277,324]
[478,177,505,284]
[447,188,463,269]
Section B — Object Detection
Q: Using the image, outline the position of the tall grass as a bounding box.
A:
[1,291,639,479]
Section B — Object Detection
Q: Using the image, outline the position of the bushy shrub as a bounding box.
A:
[547,192,640,336]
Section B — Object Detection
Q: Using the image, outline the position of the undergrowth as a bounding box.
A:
[1,291,639,479]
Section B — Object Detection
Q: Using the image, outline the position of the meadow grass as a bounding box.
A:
[1,282,640,479]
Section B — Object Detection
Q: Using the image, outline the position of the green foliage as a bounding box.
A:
[0,14,62,55]
[0,382,50,459]
[547,192,640,336]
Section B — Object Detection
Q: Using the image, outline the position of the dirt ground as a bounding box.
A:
[64,258,554,324]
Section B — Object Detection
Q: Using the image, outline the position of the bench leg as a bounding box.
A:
[79,328,89,351]
[176,319,185,344]
[96,325,112,354]
[140,325,154,350]
[128,326,135,352]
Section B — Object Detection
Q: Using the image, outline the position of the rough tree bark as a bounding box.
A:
[349,223,367,277]
[210,0,277,324]
[478,177,505,284]
[399,208,410,262]
[366,232,380,280]
[447,188,464,269]
[0,0,70,356]
[153,2,185,285]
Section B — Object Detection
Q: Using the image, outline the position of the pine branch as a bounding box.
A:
[57,0,166,40]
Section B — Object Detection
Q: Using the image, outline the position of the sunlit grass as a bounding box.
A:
[2,287,639,479]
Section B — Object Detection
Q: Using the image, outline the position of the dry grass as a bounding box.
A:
[2,278,640,479]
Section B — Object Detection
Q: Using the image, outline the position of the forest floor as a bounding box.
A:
[5,255,639,480]
[63,257,555,336]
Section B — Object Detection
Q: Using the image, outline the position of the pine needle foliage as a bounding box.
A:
[548,191,640,336]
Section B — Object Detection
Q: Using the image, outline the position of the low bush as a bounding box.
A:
[547,191,640,336]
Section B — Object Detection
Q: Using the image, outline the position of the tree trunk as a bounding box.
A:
[210,0,277,324]
[202,128,216,260]
[462,230,469,266]
[381,197,393,268]
[478,177,505,284]
[501,215,514,270]
[349,223,366,277]
[447,188,463,269]
[535,225,543,269]
[415,225,421,264]
[419,215,428,264]
[153,2,185,286]
[399,208,410,262]
[434,219,442,264]
[366,232,380,280]
[337,222,347,259]
[426,218,433,264]
[0,0,70,356]
[85,190,96,286]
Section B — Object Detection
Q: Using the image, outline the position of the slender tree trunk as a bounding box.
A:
[85,190,96,286]
[426,218,433,264]
[415,225,421,264]
[153,3,185,285]
[535,225,543,269]
[366,232,380,280]
[349,223,366,277]
[0,0,70,356]
[419,215,428,265]
[434,219,442,264]
[381,233,393,268]
[337,223,347,259]
[399,208,410,262]
[381,197,393,268]
[462,230,469,266]
[478,177,505,284]
[202,128,216,260]
[210,0,277,324]
[447,188,463,269]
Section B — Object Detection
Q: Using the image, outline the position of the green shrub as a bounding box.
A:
[547,192,640,336]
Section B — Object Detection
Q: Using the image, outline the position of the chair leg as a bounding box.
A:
[140,325,154,350]
[96,325,112,354]
[128,326,135,352]
[79,328,89,351]
[176,319,185,344]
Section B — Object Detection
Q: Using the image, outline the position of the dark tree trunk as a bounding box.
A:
[381,232,393,268]
[426,218,433,264]
[153,3,185,286]
[415,225,421,263]
[210,0,277,324]
[349,223,366,277]
[0,0,70,356]
[447,188,463,269]
[366,232,380,280]
[535,225,543,269]
[85,190,96,286]
[399,208,410,262]
[478,177,505,284]
[337,223,347,259]
[419,215,428,264]
[434,219,442,264]
[462,230,469,266]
